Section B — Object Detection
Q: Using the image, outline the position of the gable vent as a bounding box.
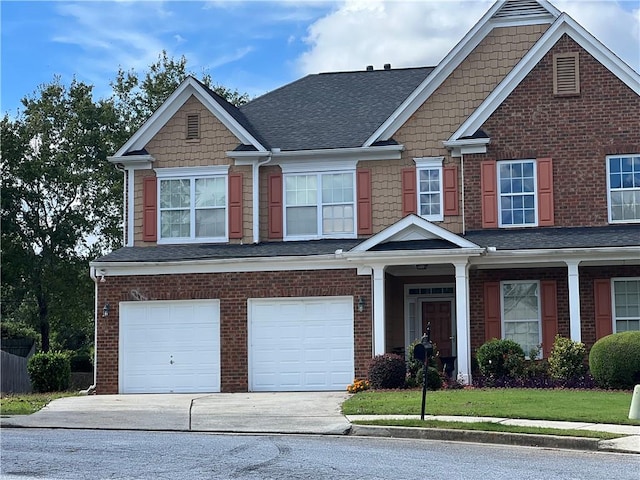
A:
[553,53,580,95]
[186,113,200,140]
[494,0,551,19]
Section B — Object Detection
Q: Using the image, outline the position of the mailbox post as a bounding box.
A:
[413,323,434,421]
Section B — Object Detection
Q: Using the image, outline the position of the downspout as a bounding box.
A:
[460,153,466,235]
[87,266,99,394]
[252,156,272,244]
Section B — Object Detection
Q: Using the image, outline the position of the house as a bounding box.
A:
[91,0,640,394]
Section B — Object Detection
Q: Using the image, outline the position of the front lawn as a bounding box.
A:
[0,392,78,416]
[343,388,639,425]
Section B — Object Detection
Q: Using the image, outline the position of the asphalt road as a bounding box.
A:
[1,429,638,480]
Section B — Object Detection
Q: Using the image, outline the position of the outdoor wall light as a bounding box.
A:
[357,296,366,313]
[102,303,110,317]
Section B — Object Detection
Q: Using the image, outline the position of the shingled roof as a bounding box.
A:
[236,66,434,151]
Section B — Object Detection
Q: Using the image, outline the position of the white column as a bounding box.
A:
[372,266,386,356]
[126,168,135,247]
[566,260,582,343]
[454,261,472,385]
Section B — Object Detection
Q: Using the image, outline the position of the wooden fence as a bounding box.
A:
[1,345,34,394]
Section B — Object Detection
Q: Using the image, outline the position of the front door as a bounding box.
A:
[422,301,452,357]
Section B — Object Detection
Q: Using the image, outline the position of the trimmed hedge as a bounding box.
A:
[589,331,640,390]
[476,338,525,379]
[27,351,71,393]
[368,354,406,389]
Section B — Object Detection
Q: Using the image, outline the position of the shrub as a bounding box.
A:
[27,351,71,393]
[368,354,406,389]
[406,339,439,387]
[589,331,640,390]
[548,335,587,382]
[476,338,525,379]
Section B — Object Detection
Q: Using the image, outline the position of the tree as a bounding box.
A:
[1,78,122,351]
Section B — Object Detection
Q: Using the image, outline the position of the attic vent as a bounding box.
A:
[553,53,580,95]
[494,0,550,18]
[186,113,200,140]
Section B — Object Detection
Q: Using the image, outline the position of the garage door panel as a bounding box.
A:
[249,297,354,391]
[119,300,220,394]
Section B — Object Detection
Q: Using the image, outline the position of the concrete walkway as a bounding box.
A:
[2,393,639,453]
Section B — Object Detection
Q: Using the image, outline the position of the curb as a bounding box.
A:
[349,424,602,451]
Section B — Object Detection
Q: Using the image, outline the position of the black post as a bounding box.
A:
[420,323,433,421]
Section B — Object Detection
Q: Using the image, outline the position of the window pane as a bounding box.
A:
[286,206,317,235]
[498,161,536,226]
[161,210,189,238]
[614,280,640,332]
[286,175,316,206]
[503,282,539,321]
[195,177,225,207]
[160,179,190,208]
[322,204,354,233]
[418,168,441,218]
[195,209,225,237]
[322,173,353,203]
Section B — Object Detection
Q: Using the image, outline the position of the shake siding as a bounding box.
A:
[133,95,251,244]
[375,24,548,235]
[465,35,640,229]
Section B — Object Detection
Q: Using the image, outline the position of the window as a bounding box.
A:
[416,157,443,221]
[157,168,228,242]
[501,281,541,357]
[613,279,640,332]
[607,154,640,223]
[498,160,537,227]
[284,171,355,239]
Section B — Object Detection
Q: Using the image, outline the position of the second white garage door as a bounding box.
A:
[119,300,220,394]
[248,297,354,391]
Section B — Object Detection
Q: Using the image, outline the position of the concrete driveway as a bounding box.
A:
[0,392,352,435]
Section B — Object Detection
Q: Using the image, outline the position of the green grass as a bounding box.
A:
[1,392,78,416]
[343,389,640,425]
[354,419,623,440]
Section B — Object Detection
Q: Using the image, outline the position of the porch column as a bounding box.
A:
[372,265,386,356]
[454,261,472,385]
[566,260,582,343]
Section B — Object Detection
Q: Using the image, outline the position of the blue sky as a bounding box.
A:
[2,0,639,117]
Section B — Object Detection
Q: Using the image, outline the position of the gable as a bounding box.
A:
[448,13,640,143]
[145,95,240,169]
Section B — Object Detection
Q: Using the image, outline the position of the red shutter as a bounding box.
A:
[228,173,243,239]
[357,169,372,235]
[594,279,613,339]
[537,158,554,226]
[268,173,283,239]
[142,176,157,242]
[540,280,558,358]
[443,165,459,216]
[484,282,502,341]
[481,160,498,228]
[401,167,417,216]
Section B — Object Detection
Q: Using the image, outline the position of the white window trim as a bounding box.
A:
[414,157,444,222]
[500,280,542,359]
[606,154,640,224]
[611,277,640,333]
[156,166,230,244]
[497,159,539,228]
[283,169,357,241]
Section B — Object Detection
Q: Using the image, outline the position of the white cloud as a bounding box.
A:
[296,0,639,74]
[297,0,491,74]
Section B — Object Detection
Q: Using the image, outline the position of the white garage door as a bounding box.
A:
[119,300,220,394]
[248,297,354,391]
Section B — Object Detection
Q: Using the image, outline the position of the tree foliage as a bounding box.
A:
[1,52,251,356]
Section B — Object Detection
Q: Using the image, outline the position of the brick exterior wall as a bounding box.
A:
[468,265,640,358]
[465,35,640,230]
[96,269,371,394]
